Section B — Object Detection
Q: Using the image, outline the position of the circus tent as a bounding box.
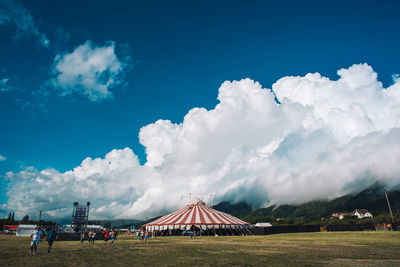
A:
[143,197,251,235]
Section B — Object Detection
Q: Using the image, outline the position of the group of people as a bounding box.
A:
[80,230,96,244]
[29,226,154,255]
[80,229,118,245]
[103,229,118,245]
[30,226,57,255]
[136,230,150,242]
[186,230,196,239]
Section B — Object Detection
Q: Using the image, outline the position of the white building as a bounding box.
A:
[352,209,373,219]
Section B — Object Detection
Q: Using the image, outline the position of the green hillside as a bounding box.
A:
[213,183,400,224]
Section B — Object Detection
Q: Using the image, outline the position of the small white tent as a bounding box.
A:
[17,225,37,236]
[254,222,272,227]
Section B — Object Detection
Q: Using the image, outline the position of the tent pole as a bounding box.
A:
[246,227,251,235]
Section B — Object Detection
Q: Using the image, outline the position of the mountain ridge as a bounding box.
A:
[214,183,400,220]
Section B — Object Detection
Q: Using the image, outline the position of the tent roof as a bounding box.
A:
[3,225,18,230]
[144,197,249,227]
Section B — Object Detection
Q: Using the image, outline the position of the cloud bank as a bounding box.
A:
[5,64,400,220]
[49,41,130,102]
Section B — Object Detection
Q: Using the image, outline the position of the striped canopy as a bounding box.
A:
[144,197,250,231]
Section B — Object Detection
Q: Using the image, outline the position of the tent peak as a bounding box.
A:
[188,197,206,206]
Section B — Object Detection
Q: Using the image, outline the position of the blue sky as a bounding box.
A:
[1,0,400,219]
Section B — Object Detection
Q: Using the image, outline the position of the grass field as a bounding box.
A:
[0,232,399,266]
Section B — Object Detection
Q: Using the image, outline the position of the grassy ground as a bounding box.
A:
[0,232,399,266]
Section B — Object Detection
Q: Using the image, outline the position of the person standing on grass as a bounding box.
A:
[91,232,96,244]
[46,226,57,253]
[140,229,145,242]
[144,231,149,243]
[110,230,116,245]
[30,226,43,255]
[80,231,85,244]
[87,230,93,244]
[103,229,109,244]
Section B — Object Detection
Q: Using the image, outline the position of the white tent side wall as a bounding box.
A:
[254,223,272,227]
[17,225,37,237]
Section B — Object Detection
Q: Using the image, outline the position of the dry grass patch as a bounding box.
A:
[0,232,399,266]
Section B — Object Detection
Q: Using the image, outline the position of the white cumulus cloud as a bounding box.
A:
[4,63,400,220]
[49,41,130,102]
[0,155,6,161]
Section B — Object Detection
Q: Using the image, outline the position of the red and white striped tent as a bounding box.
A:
[143,197,250,233]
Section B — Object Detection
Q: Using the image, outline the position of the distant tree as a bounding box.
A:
[11,212,15,222]
[22,215,29,222]
[7,212,11,220]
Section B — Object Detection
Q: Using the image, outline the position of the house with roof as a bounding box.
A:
[331,213,345,220]
[352,209,373,219]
